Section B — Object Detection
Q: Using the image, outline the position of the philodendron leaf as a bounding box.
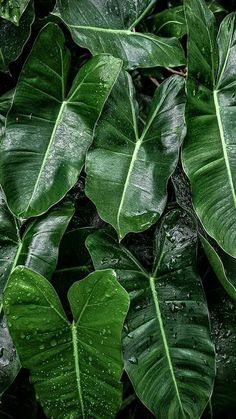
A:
[56,0,186,70]
[200,234,236,301]
[208,288,236,417]
[86,209,215,418]
[1,23,122,218]
[0,193,74,308]
[0,1,34,72]
[182,0,236,257]
[85,72,186,240]
[0,315,20,398]
[3,267,129,418]
[151,6,187,39]
[0,0,30,25]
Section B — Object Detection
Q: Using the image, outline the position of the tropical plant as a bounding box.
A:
[0,0,236,418]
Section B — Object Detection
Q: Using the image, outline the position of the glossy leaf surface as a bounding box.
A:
[0,0,30,24]
[56,0,186,69]
[86,73,186,240]
[1,22,122,218]
[0,1,34,72]
[0,315,20,397]
[87,209,215,418]
[151,6,186,39]
[182,0,236,257]
[3,267,129,418]
[201,234,236,301]
[208,288,236,417]
[0,196,74,306]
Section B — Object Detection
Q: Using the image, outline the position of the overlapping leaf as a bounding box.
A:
[86,72,186,240]
[182,0,236,257]
[87,209,215,418]
[3,267,129,418]
[1,22,122,218]
[0,0,30,24]
[56,0,186,69]
[0,1,34,72]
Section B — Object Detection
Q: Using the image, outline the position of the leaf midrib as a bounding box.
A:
[71,322,85,418]
[149,276,186,417]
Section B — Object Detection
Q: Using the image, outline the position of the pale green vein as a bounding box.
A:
[71,322,85,418]
[149,276,186,417]
[213,90,236,207]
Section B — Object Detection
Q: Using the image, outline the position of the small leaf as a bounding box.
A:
[85,72,186,240]
[0,0,30,25]
[3,267,129,418]
[56,0,186,69]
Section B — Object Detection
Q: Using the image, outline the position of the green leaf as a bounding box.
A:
[1,23,122,218]
[86,209,215,418]
[0,315,20,398]
[85,72,186,240]
[200,234,236,301]
[56,0,186,70]
[3,266,129,418]
[208,288,236,416]
[151,6,186,39]
[0,1,34,72]
[0,0,30,25]
[182,0,236,257]
[0,194,74,308]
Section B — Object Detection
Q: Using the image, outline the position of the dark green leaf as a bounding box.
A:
[3,266,129,418]
[200,234,236,301]
[0,315,20,398]
[0,0,30,25]
[56,0,186,69]
[151,6,186,38]
[0,1,34,72]
[1,23,122,218]
[85,72,186,240]
[182,0,236,257]
[86,209,215,418]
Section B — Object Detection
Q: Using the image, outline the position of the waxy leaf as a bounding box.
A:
[0,195,74,308]
[0,1,34,72]
[208,288,236,417]
[0,0,30,25]
[1,22,122,218]
[182,0,236,257]
[56,0,186,69]
[200,234,236,301]
[87,209,215,418]
[0,315,20,398]
[86,73,186,240]
[3,267,129,418]
[151,6,187,39]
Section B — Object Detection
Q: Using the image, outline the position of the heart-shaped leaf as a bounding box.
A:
[56,0,186,69]
[86,209,215,418]
[85,72,186,240]
[1,22,122,218]
[182,0,236,257]
[3,267,129,418]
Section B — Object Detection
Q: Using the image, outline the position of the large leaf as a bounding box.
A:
[0,1,34,72]
[208,287,236,417]
[0,0,30,24]
[151,6,187,39]
[1,23,122,218]
[56,0,186,70]
[0,195,74,308]
[182,0,236,257]
[86,209,215,418]
[3,266,129,418]
[85,73,186,240]
[200,234,236,301]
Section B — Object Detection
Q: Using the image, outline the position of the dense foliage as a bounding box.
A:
[0,0,236,418]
